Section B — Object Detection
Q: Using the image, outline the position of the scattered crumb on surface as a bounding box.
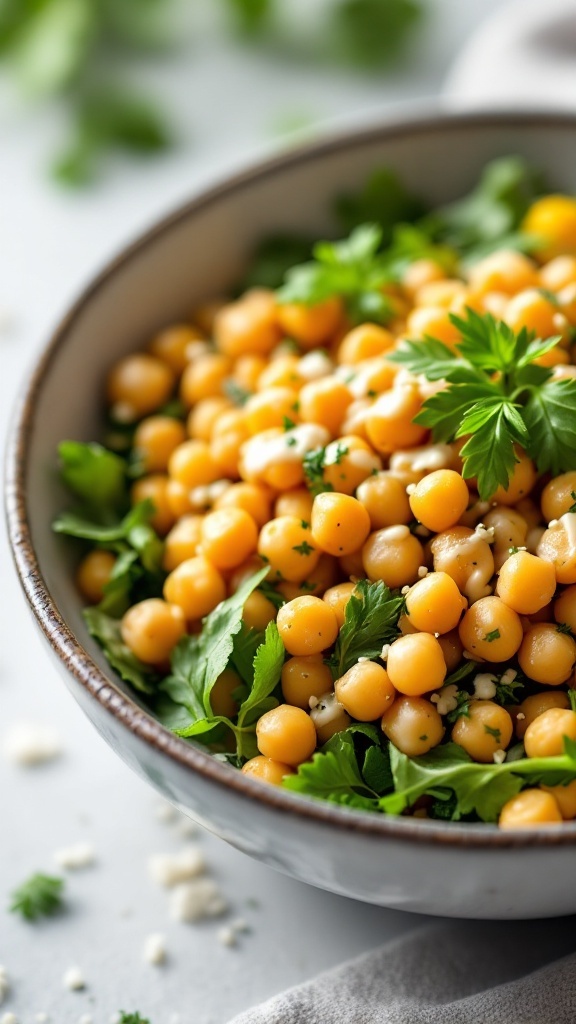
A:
[34,1015,49,1023]
[217,926,237,948]
[2,724,62,766]
[148,846,205,887]
[54,843,95,870]
[143,932,167,965]
[231,918,250,934]
[175,818,197,839]
[62,967,86,991]
[154,801,177,824]
[78,1016,93,1024]
[1,1012,18,1024]
[169,878,228,923]
[0,967,9,1006]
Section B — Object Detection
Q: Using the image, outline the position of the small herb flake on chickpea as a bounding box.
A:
[55,157,576,828]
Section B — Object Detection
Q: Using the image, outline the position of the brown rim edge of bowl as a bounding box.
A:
[7,106,576,849]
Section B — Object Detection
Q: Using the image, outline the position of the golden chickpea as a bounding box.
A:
[276,296,342,348]
[322,436,381,495]
[365,383,428,454]
[188,397,232,442]
[540,255,576,291]
[406,306,462,347]
[200,507,259,570]
[467,249,538,296]
[163,556,226,621]
[356,472,412,529]
[107,354,175,420]
[210,667,241,718]
[518,624,576,686]
[277,596,339,656]
[414,279,467,309]
[541,780,576,819]
[505,288,560,338]
[131,475,175,536]
[256,704,317,765]
[405,572,467,635]
[274,488,314,523]
[238,427,309,492]
[168,440,220,489]
[241,755,295,785]
[386,633,446,696]
[121,598,186,664]
[298,377,352,436]
[409,469,469,533]
[483,506,529,571]
[133,416,187,474]
[258,516,320,583]
[524,707,576,758]
[322,582,357,628]
[537,520,576,585]
[381,696,444,756]
[335,661,396,721]
[338,546,365,580]
[163,515,203,572]
[554,585,576,634]
[244,387,300,435]
[234,354,267,392]
[499,789,562,829]
[148,324,204,374]
[311,492,371,557]
[437,629,464,672]
[515,690,571,740]
[362,525,424,589]
[214,481,273,529]
[214,289,280,357]
[281,655,334,709]
[430,526,495,603]
[459,596,523,662]
[490,449,537,505]
[76,549,116,604]
[180,352,232,407]
[452,701,513,763]
[522,195,576,262]
[257,354,301,391]
[242,591,277,632]
[337,323,394,364]
[211,422,249,481]
[402,259,446,300]
[541,472,576,523]
[496,551,556,615]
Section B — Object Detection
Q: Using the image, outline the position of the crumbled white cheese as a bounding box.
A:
[231,917,250,934]
[308,696,319,709]
[406,483,416,496]
[434,632,440,638]
[78,1015,93,1024]
[509,546,527,554]
[54,843,95,870]
[148,846,205,887]
[380,644,391,661]
[155,800,177,824]
[169,878,228,923]
[463,651,483,661]
[401,585,410,595]
[357,656,369,663]
[381,524,411,543]
[1,1013,18,1024]
[473,673,498,700]
[298,351,333,381]
[62,967,85,991]
[111,401,137,424]
[310,693,345,730]
[475,523,495,543]
[176,818,198,840]
[417,565,428,578]
[549,519,559,529]
[143,933,167,965]
[35,1016,48,1023]
[500,668,517,686]
[189,479,232,510]
[2,724,62,766]
[0,967,8,1006]
[493,750,506,764]
[217,926,237,948]
[430,684,459,716]
[516,712,526,721]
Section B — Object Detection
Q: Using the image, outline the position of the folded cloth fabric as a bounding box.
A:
[228,918,576,1023]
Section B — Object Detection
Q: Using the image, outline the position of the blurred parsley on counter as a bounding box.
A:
[0,0,424,185]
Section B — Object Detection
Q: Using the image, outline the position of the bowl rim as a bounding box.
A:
[7,105,576,849]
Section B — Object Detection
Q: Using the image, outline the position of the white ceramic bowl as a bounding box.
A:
[8,108,576,920]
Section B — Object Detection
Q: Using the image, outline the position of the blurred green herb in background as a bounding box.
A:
[0,0,424,185]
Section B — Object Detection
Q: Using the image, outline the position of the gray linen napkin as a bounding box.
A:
[228,919,576,1023]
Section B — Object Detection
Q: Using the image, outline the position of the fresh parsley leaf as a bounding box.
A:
[522,379,576,477]
[222,0,272,33]
[362,744,393,794]
[283,729,379,810]
[446,690,473,723]
[236,621,284,728]
[292,540,314,556]
[327,0,422,70]
[53,498,154,545]
[58,441,127,517]
[83,607,158,694]
[335,168,425,241]
[223,379,251,407]
[303,446,332,496]
[118,1014,150,1024]
[10,873,65,921]
[485,629,500,643]
[329,579,403,677]
[230,622,265,686]
[240,234,313,291]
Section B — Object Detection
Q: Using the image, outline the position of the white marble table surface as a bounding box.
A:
[0,3,511,1020]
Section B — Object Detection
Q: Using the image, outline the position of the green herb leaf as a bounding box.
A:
[118,1014,151,1024]
[303,446,331,496]
[83,607,157,694]
[10,873,65,921]
[53,498,154,544]
[283,730,379,810]
[522,379,576,477]
[237,621,284,726]
[362,744,393,794]
[329,579,403,678]
[58,441,127,516]
[335,168,425,241]
[240,235,313,291]
[327,0,422,70]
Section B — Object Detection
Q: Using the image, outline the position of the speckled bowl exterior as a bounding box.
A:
[7,108,576,919]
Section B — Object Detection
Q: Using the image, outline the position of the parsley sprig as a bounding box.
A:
[328,578,404,677]
[10,873,65,921]
[389,308,576,499]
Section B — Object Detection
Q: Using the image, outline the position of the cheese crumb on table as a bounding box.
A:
[0,967,9,1006]
[169,878,228,922]
[2,724,62,766]
[217,926,237,948]
[175,818,197,840]
[154,801,177,824]
[1,1012,18,1024]
[62,967,85,991]
[54,843,95,870]
[35,1016,49,1023]
[78,1016,93,1024]
[148,846,205,887]
[143,933,167,965]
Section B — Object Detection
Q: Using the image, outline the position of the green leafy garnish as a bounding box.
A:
[83,607,157,694]
[58,441,128,517]
[284,728,380,810]
[302,446,332,496]
[292,540,314,556]
[389,308,576,498]
[328,578,403,678]
[335,167,425,241]
[277,224,394,325]
[485,629,500,643]
[118,1014,150,1024]
[10,873,65,921]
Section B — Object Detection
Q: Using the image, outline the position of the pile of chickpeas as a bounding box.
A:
[76,193,576,829]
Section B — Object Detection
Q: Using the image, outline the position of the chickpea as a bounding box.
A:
[524,707,576,758]
[459,596,523,662]
[257,354,301,391]
[540,255,576,291]
[121,598,186,664]
[242,591,276,632]
[381,696,444,757]
[499,789,562,829]
[518,624,576,686]
[180,352,232,407]
[133,416,187,474]
[437,629,464,672]
[274,488,314,523]
[258,516,320,583]
[276,596,339,656]
[322,435,381,495]
[405,571,467,635]
[365,383,428,454]
[554,585,576,634]
[298,377,352,436]
[402,259,446,300]
[238,427,309,492]
[163,556,226,621]
[311,492,371,558]
[362,525,424,589]
[131,474,175,536]
[234,353,267,393]
[406,306,462,347]
[148,324,204,374]
[467,249,538,296]
[489,448,537,505]
[496,550,556,615]
[241,755,295,785]
[515,690,571,740]
[276,296,342,348]
[186,397,231,441]
[537,520,576,585]
[338,547,365,580]
[505,289,560,338]
[541,471,576,523]
[244,387,300,435]
[483,506,528,571]
[214,289,280,357]
[522,195,576,262]
[356,472,412,529]
[323,582,357,627]
[310,692,352,743]
[214,481,272,529]
[168,440,220,489]
[210,667,241,718]
[409,469,469,533]
[107,353,175,420]
[211,422,249,480]
[335,661,396,721]
[430,527,495,604]
[452,701,513,763]
[76,549,116,604]
[541,780,576,819]
[281,655,334,709]
[337,323,394,364]
[163,515,203,571]
[386,633,446,696]
[200,507,258,570]
[256,704,317,765]
[228,555,267,592]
